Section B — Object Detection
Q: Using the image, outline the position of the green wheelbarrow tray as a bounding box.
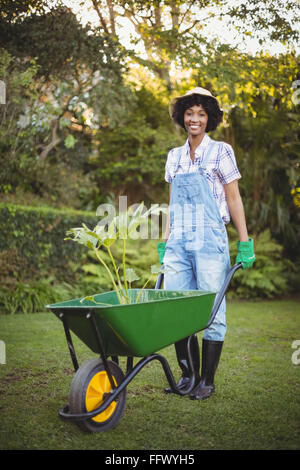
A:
[47,288,216,358]
[46,263,242,432]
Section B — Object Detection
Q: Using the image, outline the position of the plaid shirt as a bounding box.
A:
[165,134,241,224]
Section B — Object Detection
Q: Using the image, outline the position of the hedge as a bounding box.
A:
[1,203,299,300]
[0,203,99,285]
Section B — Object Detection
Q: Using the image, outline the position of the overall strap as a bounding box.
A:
[173,146,183,175]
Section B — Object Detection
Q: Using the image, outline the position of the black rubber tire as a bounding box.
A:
[68,358,126,433]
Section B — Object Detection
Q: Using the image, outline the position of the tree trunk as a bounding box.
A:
[106,0,116,36]
[39,119,61,161]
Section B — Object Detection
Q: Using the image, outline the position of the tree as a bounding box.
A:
[0,0,48,21]
[0,4,132,207]
[89,85,183,206]
[85,0,299,91]
[203,50,300,257]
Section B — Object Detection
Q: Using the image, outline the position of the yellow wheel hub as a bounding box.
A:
[85,371,117,423]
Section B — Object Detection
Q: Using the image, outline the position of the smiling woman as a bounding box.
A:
[158,87,255,401]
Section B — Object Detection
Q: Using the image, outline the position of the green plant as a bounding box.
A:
[228,229,296,299]
[0,277,81,314]
[0,202,99,285]
[65,202,167,305]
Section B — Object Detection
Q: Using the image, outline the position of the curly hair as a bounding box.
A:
[171,94,223,132]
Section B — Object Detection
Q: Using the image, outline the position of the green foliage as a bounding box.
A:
[228,88,300,260]
[84,0,299,90]
[65,202,166,304]
[0,4,126,80]
[191,48,300,265]
[0,278,82,315]
[228,229,298,299]
[0,203,99,285]
[226,0,299,44]
[0,14,131,209]
[0,0,48,22]
[0,1,299,302]
[81,238,159,292]
[90,86,182,206]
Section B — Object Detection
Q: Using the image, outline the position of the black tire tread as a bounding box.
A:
[69,358,126,433]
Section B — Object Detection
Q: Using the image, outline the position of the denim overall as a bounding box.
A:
[164,142,231,341]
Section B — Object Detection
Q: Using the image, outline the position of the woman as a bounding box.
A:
[157,87,255,400]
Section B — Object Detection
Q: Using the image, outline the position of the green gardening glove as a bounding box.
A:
[157,242,166,264]
[235,238,256,269]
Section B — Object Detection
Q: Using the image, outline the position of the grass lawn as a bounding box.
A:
[0,299,299,451]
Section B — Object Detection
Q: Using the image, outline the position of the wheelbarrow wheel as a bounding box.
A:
[68,358,126,433]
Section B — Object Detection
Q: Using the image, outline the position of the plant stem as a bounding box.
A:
[135,276,152,304]
[122,238,129,300]
[106,246,129,304]
[93,247,123,304]
[81,298,112,306]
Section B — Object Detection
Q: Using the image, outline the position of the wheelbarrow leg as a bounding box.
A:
[111,356,119,364]
[110,356,134,373]
[59,313,79,372]
[126,357,134,373]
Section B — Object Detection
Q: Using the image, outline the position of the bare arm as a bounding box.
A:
[224,180,249,242]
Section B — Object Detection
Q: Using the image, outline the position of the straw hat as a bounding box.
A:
[169,87,218,116]
[176,87,217,100]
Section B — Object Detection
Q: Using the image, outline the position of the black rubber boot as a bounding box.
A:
[189,339,223,400]
[164,335,200,394]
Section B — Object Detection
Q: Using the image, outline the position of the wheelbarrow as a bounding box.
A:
[46,263,241,433]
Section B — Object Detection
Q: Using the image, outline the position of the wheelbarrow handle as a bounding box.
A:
[206,262,242,328]
[155,272,164,289]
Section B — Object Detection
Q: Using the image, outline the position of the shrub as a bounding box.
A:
[0,278,84,314]
[0,203,98,285]
[228,229,297,299]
